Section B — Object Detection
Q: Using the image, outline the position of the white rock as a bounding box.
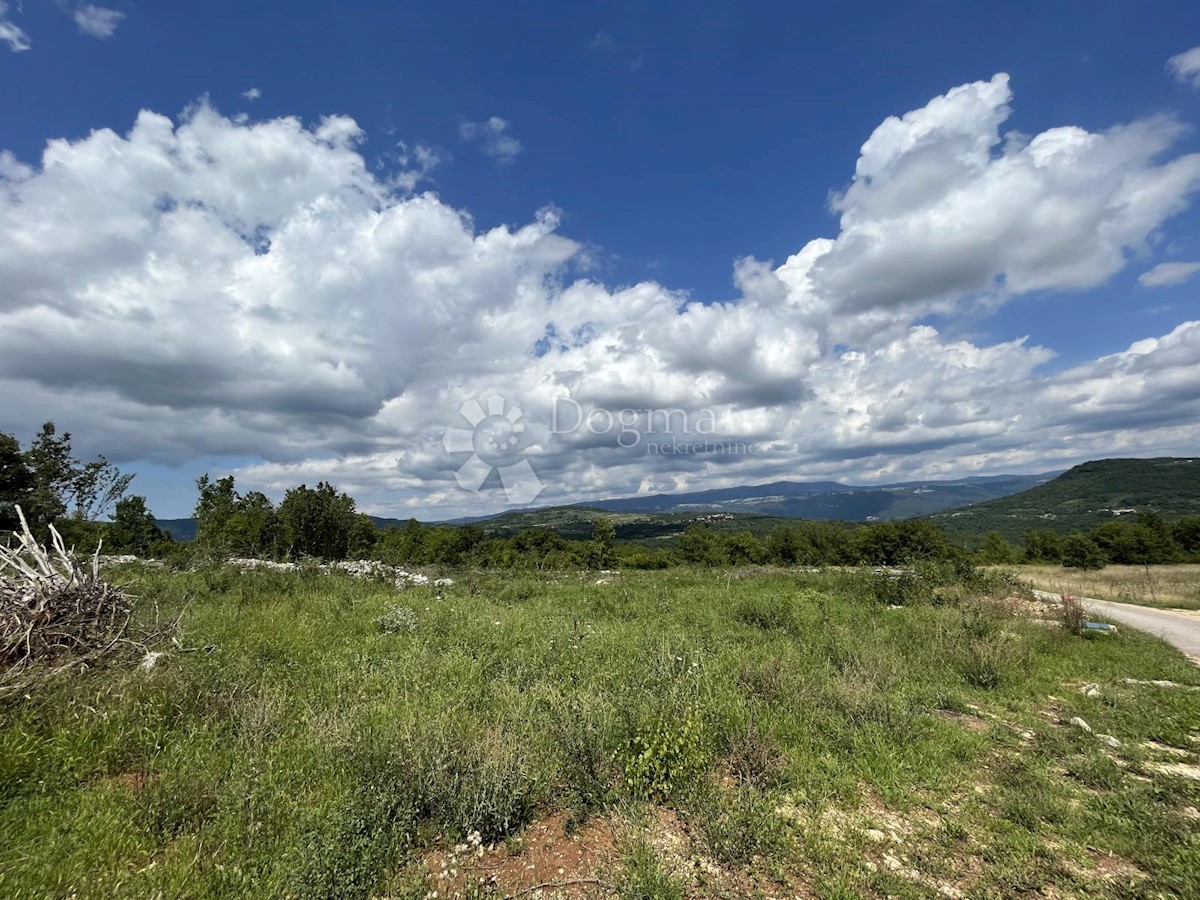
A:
[1069,716,1093,733]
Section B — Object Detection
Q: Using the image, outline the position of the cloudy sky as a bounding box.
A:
[2,2,1200,520]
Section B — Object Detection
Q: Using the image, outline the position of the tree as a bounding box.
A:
[854,520,955,566]
[590,517,617,568]
[109,496,168,555]
[73,456,134,522]
[975,531,1016,565]
[0,432,33,533]
[1061,533,1106,570]
[1172,516,1200,558]
[194,475,241,554]
[679,525,726,567]
[1023,529,1063,563]
[277,482,360,560]
[723,531,765,566]
[767,521,853,566]
[13,423,132,532]
[22,423,75,529]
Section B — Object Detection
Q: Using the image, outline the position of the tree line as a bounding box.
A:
[974,512,1200,569]
[190,479,966,569]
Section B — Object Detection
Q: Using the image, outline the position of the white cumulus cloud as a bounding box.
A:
[242,87,262,101]
[459,116,523,165]
[0,1,30,51]
[1168,46,1200,89]
[1139,261,1200,287]
[1,77,1199,518]
[74,4,124,39]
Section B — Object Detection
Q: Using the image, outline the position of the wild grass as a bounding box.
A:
[1006,563,1200,610]
[0,565,1197,898]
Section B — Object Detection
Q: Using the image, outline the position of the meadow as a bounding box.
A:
[1006,564,1200,610]
[2,564,1199,899]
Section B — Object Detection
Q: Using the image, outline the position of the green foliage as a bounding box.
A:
[376,605,418,633]
[678,524,727,566]
[590,516,617,568]
[1061,533,1107,570]
[0,432,33,533]
[619,710,706,802]
[1024,528,1063,563]
[108,495,170,555]
[278,482,360,560]
[975,530,1016,564]
[767,519,855,565]
[0,422,133,536]
[853,519,959,565]
[684,781,788,867]
[733,594,798,633]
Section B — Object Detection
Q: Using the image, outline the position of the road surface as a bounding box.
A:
[1032,589,1200,663]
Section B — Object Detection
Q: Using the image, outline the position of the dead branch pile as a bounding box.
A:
[1,506,135,692]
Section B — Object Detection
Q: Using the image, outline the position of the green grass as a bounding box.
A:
[2,565,1199,898]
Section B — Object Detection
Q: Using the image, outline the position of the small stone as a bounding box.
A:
[1080,683,1101,698]
[1069,716,1093,733]
[1097,734,1121,749]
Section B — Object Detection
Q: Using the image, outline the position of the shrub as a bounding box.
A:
[1060,593,1087,637]
[618,711,706,802]
[377,605,418,634]
[726,721,787,789]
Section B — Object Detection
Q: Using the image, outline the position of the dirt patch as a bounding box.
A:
[103,770,159,792]
[1060,848,1147,888]
[643,805,815,900]
[421,811,616,898]
[933,708,991,733]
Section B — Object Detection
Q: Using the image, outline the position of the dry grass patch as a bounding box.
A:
[1004,564,1200,610]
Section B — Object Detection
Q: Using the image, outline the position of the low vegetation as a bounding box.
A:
[2,563,1199,898]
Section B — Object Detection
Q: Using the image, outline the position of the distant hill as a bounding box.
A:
[931,457,1200,543]
[451,471,1058,540]
[155,518,198,542]
[573,472,1057,520]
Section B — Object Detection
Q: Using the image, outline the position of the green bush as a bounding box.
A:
[618,711,707,802]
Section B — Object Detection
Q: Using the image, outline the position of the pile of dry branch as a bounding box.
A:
[1,506,135,693]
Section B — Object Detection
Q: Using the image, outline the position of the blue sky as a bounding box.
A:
[2,1,1200,519]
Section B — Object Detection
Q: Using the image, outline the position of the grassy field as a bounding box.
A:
[1005,564,1200,610]
[2,565,1200,899]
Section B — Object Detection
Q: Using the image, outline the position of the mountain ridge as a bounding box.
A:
[931,457,1200,542]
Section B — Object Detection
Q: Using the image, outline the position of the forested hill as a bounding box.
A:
[931,457,1200,542]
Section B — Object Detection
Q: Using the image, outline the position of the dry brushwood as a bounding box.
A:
[1,506,140,693]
